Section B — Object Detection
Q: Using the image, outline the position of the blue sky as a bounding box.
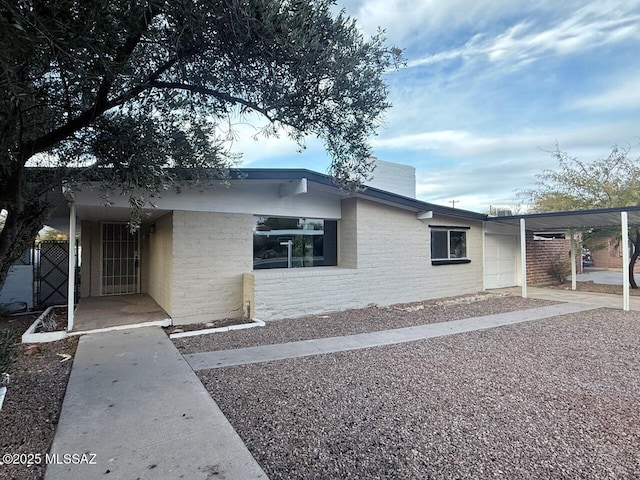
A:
[232,0,640,213]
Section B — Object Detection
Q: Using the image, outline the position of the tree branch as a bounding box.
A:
[18,4,160,162]
[146,81,276,122]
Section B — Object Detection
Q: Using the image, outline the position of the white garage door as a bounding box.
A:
[485,234,517,289]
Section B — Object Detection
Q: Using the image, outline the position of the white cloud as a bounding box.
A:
[407,2,640,70]
[414,165,530,213]
[374,123,640,160]
[374,123,640,213]
[374,129,555,159]
[324,0,640,214]
[572,72,640,111]
[339,0,553,44]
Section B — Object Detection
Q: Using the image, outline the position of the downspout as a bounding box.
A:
[67,202,76,331]
[520,218,527,298]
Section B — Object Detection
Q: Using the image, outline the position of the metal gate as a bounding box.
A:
[101,223,140,295]
[34,240,78,308]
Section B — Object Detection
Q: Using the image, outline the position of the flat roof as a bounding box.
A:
[37,166,640,230]
[487,205,640,231]
[239,168,487,221]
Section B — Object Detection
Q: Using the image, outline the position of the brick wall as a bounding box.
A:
[587,237,640,271]
[253,198,484,320]
[525,232,578,285]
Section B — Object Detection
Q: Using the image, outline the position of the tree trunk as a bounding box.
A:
[629,229,640,289]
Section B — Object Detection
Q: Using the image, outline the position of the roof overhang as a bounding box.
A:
[240,168,486,221]
[488,205,640,231]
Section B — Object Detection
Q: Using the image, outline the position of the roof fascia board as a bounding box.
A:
[51,166,487,222]
[488,205,640,222]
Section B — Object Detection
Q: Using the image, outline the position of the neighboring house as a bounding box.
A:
[587,237,640,271]
[64,159,499,324]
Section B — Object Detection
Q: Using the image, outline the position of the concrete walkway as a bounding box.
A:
[185,303,598,371]
[45,327,267,480]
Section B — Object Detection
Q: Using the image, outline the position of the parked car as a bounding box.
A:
[582,250,594,268]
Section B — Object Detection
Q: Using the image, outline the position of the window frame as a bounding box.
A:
[429,226,471,266]
[252,216,338,270]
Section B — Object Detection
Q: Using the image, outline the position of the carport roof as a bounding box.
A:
[488,205,640,231]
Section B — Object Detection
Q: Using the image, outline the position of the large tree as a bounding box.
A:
[0,0,402,289]
[522,145,640,287]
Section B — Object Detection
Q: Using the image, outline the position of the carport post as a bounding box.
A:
[570,229,577,291]
[621,211,630,311]
[520,218,527,298]
[67,203,76,331]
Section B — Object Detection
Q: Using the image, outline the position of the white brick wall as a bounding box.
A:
[253,198,484,320]
[148,213,173,315]
[338,198,358,268]
[365,158,416,198]
[171,210,253,324]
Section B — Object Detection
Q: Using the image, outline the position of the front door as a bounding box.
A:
[101,223,140,295]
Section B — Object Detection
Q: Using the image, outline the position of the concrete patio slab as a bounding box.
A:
[45,327,267,480]
[185,303,598,371]
[496,286,640,310]
[572,268,626,285]
[73,294,171,331]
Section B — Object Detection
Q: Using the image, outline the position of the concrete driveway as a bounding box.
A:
[572,268,627,285]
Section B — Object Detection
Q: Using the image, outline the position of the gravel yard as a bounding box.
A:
[0,315,78,480]
[174,294,556,354]
[198,307,640,480]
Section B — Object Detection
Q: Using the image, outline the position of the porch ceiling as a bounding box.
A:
[488,205,640,232]
[73,204,171,223]
[47,203,171,233]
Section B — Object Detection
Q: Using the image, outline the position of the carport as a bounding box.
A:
[487,206,640,311]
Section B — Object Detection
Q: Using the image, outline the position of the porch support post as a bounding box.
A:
[570,229,577,291]
[621,211,630,311]
[520,218,527,298]
[67,203,76,331]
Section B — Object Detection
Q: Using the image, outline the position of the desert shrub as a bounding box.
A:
[39,312,59,332]
[549,258,571,284]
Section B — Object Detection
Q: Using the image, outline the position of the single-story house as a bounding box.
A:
[20,159,640,327]
[66,159,494,324]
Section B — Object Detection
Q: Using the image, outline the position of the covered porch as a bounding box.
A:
[488,206,640,311]
[47,191,174,332]
[72,294,171,332]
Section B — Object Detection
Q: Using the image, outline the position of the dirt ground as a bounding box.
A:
[0,314,78,480]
